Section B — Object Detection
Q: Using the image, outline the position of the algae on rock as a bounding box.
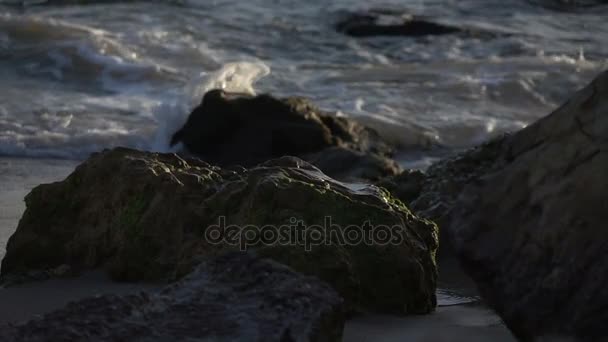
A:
[1,148,438,314]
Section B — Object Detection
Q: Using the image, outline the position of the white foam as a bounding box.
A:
[195,61,271,97]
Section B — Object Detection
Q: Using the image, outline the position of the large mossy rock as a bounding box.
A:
[1,148,438,314]
[448,71,608,340]
[170,89,400,182]
[0,253,345,342]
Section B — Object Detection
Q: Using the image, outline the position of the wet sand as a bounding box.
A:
[0,156,515,341]
[0,271,160,325]
[344,306,514,342]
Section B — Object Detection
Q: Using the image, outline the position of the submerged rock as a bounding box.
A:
[0,252,345,342]
[336,11,461,38]
[526,0,608,11]
[448,71,608,340]
[170,89,399,182]
[1,148,438,314]
[334,9,498,39]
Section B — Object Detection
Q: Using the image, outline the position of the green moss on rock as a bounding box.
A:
[0,148,438,314]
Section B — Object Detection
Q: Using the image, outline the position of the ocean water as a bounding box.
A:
[0,0,607,168]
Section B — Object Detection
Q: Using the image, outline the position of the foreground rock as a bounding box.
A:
[448,71,608,340]
[378,136,508,226]
[1,148,438,314]
[170,89,400,181]
[0,252,345,342]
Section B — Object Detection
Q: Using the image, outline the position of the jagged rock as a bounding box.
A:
[0,252,345,342]
[448,71,608,340]
[1,148,438,314]
[378,136,508,224]
[169,89,397,182]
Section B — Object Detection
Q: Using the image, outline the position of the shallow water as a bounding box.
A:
[0,0,606,167]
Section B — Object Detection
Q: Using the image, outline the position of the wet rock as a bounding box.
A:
[306,146,401,182]
[336,10,461,38]
[378,136,508,224]
[526,0,608,11]
[1,148,438,314]
[376,169,426,207]
[448,71,608,340]
[0,252,345,342]
[374,139,507,258]
[169,89,397,182]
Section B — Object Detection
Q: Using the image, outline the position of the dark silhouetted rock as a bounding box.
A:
[1,148,438,314]
[448,71,608,340]
[335,9,502,39]
[169,90,398,181]
[306,146,401,182]
[0,252,345,342]
[526,0,608,11]
[336,11,461,38]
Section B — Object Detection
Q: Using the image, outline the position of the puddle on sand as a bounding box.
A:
[436,288,480,307]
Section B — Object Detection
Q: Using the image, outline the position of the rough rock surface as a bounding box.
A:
[0,252,345,342]
[1,148,438,314]
[378,136,508,224]
[448,71,608,341]
[170,89,399,181]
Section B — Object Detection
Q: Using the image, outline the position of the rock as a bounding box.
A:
[375,137,509,260]
[305,146,401,182]
[169,89,396,181]
[1,148,438,314]
[378,136,508,224]
[448,71,608,340]
[336,10,461,38]
[0,252,345,342]
[377,169,426,209]
[526,0,608,11]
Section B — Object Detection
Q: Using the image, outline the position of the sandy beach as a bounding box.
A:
[0,156,516,341]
